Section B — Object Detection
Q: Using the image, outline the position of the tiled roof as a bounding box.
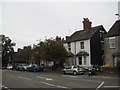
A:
[105,20,120,37]
[64,25,104,43]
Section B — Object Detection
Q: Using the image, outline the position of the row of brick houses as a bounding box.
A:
[63,18,120,69]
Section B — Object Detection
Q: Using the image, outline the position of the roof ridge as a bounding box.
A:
[105,20,120,37]
[64,25,104,43]
[75,25,102,32]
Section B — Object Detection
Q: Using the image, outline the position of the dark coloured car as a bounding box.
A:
[27,64,44,72]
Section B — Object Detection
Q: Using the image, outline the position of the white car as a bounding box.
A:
[6,65,13,70]
[17,64,29,71]
[63,65,85,75]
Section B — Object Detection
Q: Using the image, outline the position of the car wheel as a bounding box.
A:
[73,71,77,76]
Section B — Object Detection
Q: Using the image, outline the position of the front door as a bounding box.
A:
[79,56,82,65]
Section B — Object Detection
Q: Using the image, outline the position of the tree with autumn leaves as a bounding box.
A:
[32,38,67,67]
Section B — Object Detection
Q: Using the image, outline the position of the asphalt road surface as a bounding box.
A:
[1,70,120,90]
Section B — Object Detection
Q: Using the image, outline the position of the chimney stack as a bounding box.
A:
[65,36,70,40]
[83,18,92,30]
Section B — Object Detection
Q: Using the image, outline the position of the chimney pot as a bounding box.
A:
[66,36,70,40]
[83,18,92,30]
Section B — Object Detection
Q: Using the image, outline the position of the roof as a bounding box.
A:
[105,20,120,37]
[64,25,104,43]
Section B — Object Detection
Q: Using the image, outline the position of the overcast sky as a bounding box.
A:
[0,0,119,51]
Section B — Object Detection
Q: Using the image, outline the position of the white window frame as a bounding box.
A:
[68,42,71,51]
[78,56,82,65]
[80,42,84,49]
[84,56,87,65]
[109,37,116,49]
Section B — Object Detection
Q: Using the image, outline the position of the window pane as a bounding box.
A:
[80,42,84,49]
[68,42,71,51]
[109,37,115,48]
[79,57,82,65]
[84,56,86,65]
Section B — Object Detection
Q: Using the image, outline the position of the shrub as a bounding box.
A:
[100,64,112,68]
[100,64,118,73]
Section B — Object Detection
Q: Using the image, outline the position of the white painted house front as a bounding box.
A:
[64,39,91,68]
[63,18,106,69]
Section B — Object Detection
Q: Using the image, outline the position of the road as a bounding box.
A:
[1,70,120,90]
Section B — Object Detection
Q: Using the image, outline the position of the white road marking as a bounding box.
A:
[93,76,112,79]
[62,75,101,82]
[40,81,56,87]
[36,76,45,79]
[104,86,120,88]
[40,81,69,88]
[56,85,69,88]
[69,76,78,78]
[36,76,53,81]
[46,78,53,81]
[96,82,104,90]
[81,79,101,83]
[17,76,32,80]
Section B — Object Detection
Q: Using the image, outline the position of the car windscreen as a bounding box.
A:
[73,66,78,68]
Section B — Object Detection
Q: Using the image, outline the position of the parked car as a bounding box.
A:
[6,64,13,70]
[17,63,29,71]
[27,64,44,72]
[2,66,6,69]
[63,65,85,75]
[14,63,20,70]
